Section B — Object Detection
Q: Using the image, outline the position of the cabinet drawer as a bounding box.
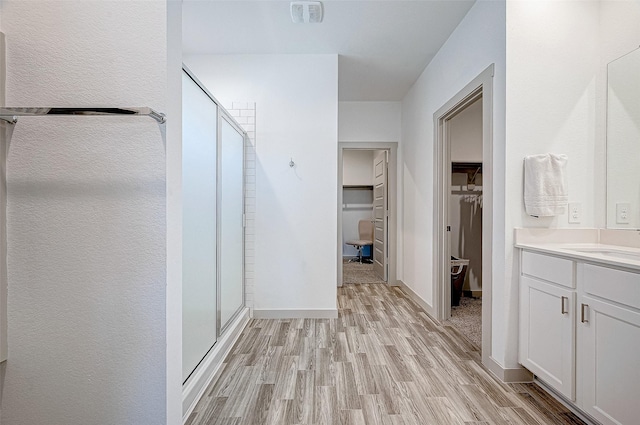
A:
[522,251,574,288]
[582,263,640,310]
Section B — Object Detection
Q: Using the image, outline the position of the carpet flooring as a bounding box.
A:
[448,296,482,349]
[343,260,385,284]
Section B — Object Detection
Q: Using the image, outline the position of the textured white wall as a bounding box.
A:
[166,2,183,423]
[183,54,338,314]
[1,2,168,424]
[400,0,506,331]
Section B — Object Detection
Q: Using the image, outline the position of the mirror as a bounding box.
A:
[607,47,640,229]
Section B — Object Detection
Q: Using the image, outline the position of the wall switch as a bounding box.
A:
[568,203,581,223]
[616,203,631,224]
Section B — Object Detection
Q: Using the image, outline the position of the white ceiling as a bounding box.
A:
[182,0,476,101]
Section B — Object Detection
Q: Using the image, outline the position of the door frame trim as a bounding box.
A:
[433,64,494,366]
[337,142,398,287]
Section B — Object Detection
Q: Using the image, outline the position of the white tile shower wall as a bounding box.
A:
[227,102,256,308]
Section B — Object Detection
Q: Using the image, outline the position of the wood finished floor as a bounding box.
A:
[186,283,586,425]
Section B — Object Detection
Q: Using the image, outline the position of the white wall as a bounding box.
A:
[400,0,506,353]
[183,54,338,315]
[338,101,401,142]
[504,0,601,367]
[1,2,168,424]
[343,150,373,186]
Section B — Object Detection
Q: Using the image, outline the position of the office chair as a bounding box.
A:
[346,220,374,263]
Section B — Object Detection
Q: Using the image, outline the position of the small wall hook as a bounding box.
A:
[289,158,295,168]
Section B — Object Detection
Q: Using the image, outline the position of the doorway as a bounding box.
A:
[433,65,494,364]
[448,99,483,349]
[337,143,398,287]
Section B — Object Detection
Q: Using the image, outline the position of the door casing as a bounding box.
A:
[337,142,398,287]
[433,64,494,367]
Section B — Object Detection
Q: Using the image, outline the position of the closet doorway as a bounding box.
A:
[448,100,483,350]
[434,65,493,364]
[337,143,397,287]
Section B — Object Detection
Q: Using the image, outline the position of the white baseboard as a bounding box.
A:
[182,308,250,422]
[485,356,533,383]
[397,279,436,318]
[252,308,338,319]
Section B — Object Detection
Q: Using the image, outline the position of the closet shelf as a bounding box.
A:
[0,107,166,124]
[343,185,374,190]
[451,190,483,195]
[452,162,482,174]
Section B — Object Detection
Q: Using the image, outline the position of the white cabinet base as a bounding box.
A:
[520,276,575,400]
[580,296,640,425]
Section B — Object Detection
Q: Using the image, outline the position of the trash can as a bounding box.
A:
[451,256,469,307]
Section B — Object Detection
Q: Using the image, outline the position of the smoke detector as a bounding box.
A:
[290,1,323,24]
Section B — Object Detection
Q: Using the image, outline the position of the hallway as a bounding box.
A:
[186,283,585,425]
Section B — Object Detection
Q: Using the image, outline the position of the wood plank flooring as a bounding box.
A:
[186,283,586,425]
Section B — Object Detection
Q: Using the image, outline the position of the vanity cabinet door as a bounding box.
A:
[520,276,575,400]
[579,295,640,425]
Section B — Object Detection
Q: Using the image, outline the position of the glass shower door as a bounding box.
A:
[219,117,245,330]
[182,72,218,382]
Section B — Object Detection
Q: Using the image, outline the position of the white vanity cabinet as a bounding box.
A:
[578,264,640,425]
[519,248,640,425]
[519,251,576,400]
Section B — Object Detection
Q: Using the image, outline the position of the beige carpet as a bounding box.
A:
[448,296,482,349]
[343,260,385,284]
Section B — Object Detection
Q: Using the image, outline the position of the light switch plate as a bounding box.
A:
[616,203,631,224]
[568,203,581,223]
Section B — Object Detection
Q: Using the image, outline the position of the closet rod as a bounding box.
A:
[0,107,166,124]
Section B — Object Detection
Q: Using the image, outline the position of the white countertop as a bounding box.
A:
[515,242,640,271]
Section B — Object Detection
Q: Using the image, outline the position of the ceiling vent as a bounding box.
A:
[290,1,323,24]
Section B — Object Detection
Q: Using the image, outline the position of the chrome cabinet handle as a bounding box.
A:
[561,296,568,314]
[581,303,589,323]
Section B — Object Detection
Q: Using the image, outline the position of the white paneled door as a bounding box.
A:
[373,151,388,281]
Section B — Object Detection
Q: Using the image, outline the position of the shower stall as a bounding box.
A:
[182,67,246,392]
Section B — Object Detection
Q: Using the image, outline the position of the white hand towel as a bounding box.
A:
[524,153,568,217]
